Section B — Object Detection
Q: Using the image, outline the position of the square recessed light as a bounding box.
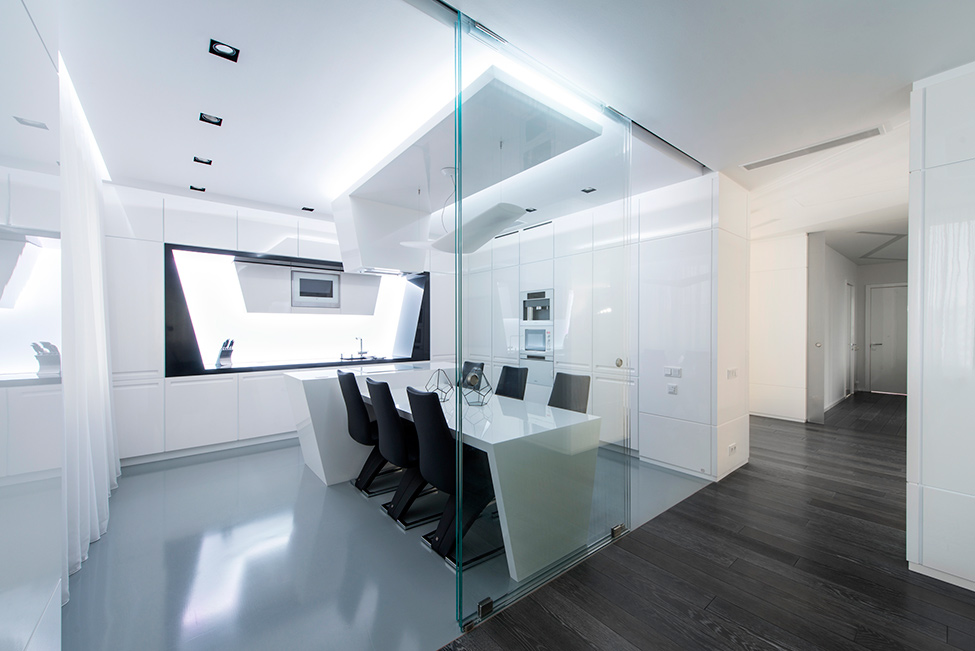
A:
[193,156,212,165]
[525,207,537,213]
[189,185,206,192]
[581,187,596,194]
[209,39,240,63]
[301,207,315,212]
[13,116,48,130]
[199,112,223,126]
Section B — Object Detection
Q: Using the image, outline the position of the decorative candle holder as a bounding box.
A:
[462,369,494,407]
[425,368,454,402]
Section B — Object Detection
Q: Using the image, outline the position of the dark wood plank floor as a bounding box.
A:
[443,395,975,651]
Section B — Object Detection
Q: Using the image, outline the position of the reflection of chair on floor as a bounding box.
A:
[495,365,528,400]
[408,387,498,564]
[548,372,591,413]
[366,378,438,529]
[337,371,395,496]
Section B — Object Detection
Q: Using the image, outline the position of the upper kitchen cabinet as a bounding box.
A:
[238,207,298,257]
[592,199,630,250]
[554,251,593,372]
[492,231,520,268]
[639,174,712,241]
[3,167,59,233]
[554,208,593,258]
[519,221,554,264]
[297,216,341,262]
[102,184,164,241]
[164,194,237,250]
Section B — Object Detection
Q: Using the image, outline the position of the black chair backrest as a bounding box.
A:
[337,371,375,446]
[367,378,412,467]
[548,372,591,413]
[496,365,528,400]
[460,361,485,389]
[407,387,456,494]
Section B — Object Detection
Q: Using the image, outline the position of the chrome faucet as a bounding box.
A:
[356,337,367,357]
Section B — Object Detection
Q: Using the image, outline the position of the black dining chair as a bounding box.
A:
[495,365,528,400]
[548,372,591,413]
[366,378,435,528]
[407,387,495,561]
[337,370,395,497]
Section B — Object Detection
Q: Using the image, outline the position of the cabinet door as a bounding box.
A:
[238,208,298,257]
[639,412,711,476]
[554,251,592,372]
[554,209,592,258]
[593,199,628,250]
[297,216,341,261]
[593,374,637,448]
[492,266,520,360]
[466,271,492,360]
[492,232,519,269]
[164,195,237,250]
[0,388,7,477]
[592,245,637,376]
[430,272,455,360]
[7,386,62,474]
[105,237,164,379]
[238,373,297,440]
[8,170,59,233]
[114,379,164,458]
[519,221,554,264]
[102,185,164,241]
[165,376,238,451]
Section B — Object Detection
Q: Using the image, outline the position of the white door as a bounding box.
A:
[845,282,855,396]
[868,285,908,394]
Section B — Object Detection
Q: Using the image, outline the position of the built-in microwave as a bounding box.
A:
[291,270,340,308]
[520,289,553,324]
[520,325,553,357]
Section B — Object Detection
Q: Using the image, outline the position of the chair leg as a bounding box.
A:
[433,490,493,558]
[353,446,387,492]
[426,494,456,556]
[385,466,427,522]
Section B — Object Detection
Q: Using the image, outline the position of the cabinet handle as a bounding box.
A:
[615,358,623,368]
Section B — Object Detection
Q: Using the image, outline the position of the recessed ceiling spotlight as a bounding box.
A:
[189,185,206,192]
[193,156,212,165]
[208,39,240,63]
[13,116,48,130]
[581,187,596,194]
[525,207,537,212]
[301,207,315,212]
[199,112,223,126]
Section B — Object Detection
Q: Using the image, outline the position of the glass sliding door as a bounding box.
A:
[453,13,634,627]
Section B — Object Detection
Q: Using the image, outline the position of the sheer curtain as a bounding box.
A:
[59,54,120,604]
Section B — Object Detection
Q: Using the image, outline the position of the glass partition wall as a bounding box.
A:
[451,14,633,627]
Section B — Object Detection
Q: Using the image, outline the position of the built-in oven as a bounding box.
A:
[520,325,554,386]
[521,289,553,324]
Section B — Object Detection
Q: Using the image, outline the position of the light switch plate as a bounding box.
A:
[667,383,678,395]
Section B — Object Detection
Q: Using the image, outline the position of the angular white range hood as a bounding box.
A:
[332,66,602,273]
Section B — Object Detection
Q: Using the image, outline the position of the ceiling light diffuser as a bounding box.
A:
[193,156,212,165]
[199,113,223,126]
[741,126,886,171]
[209,39,240,63]
[13,116,48,130]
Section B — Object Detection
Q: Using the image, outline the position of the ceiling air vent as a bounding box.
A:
[741,125,886,171]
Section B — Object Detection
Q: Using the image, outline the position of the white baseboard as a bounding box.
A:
[909,562,975,593]
[121,431,298,467]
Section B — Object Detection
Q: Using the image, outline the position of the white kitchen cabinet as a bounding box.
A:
[491,265,520,361]
[238,372,297,440]
[238,208,298,257]
[430,272,456,360]
[639,174,712,241]
[592,199,629,250]
[553,251,592,373]
[592,245,637,377]
[467,237,492,273]
[0,388,7,477]
[297,216,341,261]
[102,184,164,241]
[519,221,554,264]
[920,486,975,583]
[554,209,593,258]
[519,259,553,294]
[639,412,711,476]
[104,237,164,379]
[922,72,975,169]
[7,385,62,475]
[7,170,59,233]
[114,379,164,458]
[492,231,519,269]
[593,374,638,448]
[466,271,492,360]
[165,375,238,451]
[164,195,237,250]
[639,232,712,424]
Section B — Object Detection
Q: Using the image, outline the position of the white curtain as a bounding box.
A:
[59,54,120,605]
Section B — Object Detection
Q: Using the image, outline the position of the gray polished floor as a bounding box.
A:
[62,440,706,650]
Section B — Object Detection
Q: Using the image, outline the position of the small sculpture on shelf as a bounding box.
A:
[31,341,60,376]
[215,339,234,368]
[462,368,494,407]
[425,368,454,402]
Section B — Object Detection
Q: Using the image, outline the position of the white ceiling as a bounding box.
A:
[824,222,909,266]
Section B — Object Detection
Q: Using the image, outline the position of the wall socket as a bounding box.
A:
[726,368,738,379]
[728,443,738,456]
[667,383,678,395]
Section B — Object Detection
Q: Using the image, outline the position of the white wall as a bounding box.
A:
[908,60,975,592]
[825,245,857,408]
[749,234,807,421]
[855,261,907,389]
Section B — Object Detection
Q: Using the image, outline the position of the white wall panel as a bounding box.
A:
[593,245,637,377]
[593,199,628,249]
[921,486,975,583]
[102,184,164,241]
[492,232,519,268]
[466,271,492,360]
[593,374,636,447]
[715,230,749,425]
[104,237,164,378]
[114,379,164,458]
[639,174,712,241]
[749,383,806,422]
[825,245,857,407]
[467,237,492,273]
[923,72,975,169]
[519,259,553,293]
[238,372,297,440]
[716,175,749,239]
[164,195,237,250]
[715,415,749,479]
[751,235,808,272]
[430,271,455,360]
[639,413,711,476]
[554,209,592,258]
[0,389,7,477]
[238,208,298,257]
[639,232,711,423]
[491,265,519,360]
[7,170,59,232]
[7,386,62,474]
[165,376,238,451]
[554,252,592,372]
[519,222,553,264]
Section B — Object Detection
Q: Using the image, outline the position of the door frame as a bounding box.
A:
[846,282,855,397]
[864,282,908,393]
